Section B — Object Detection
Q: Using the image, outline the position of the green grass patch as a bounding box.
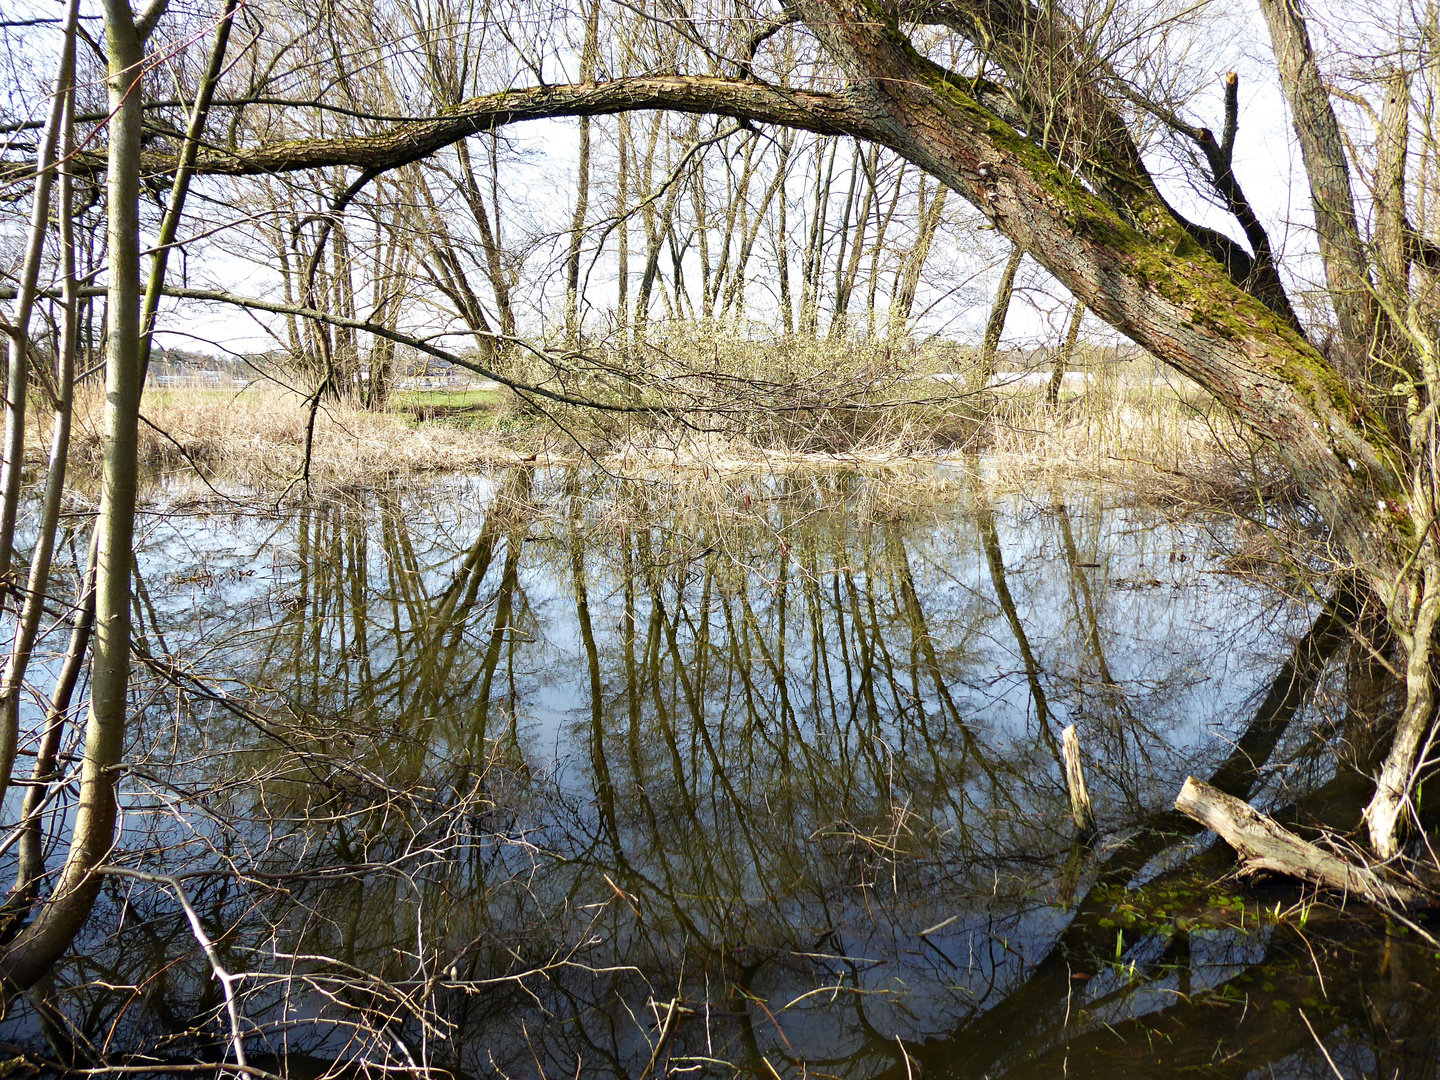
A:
[389,388,502,410]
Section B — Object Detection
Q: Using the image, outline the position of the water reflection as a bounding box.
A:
[3,468,1435,1077]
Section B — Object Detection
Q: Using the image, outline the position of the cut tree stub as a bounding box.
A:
[1062,724,1097,838]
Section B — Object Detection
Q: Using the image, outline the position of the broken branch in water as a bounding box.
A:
[1173,776,1433,910]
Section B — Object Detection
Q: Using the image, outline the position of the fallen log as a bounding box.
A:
[1173,776,1433,910]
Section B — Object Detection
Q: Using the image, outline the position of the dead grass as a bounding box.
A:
[980,381,1253,495]
[579,356,1262,511]
[46,382,538,499]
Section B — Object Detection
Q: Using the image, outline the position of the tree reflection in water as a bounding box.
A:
[2,468,1434,1078]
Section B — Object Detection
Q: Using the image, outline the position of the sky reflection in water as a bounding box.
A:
[4,468,1437,1078]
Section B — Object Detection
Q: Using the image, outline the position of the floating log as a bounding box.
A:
[1173,776,1432,910]
[1062,724,1097,838]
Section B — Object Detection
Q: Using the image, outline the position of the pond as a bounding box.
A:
[2,467,1436,1078]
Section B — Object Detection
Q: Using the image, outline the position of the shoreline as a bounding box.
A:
[30,381,1267,513]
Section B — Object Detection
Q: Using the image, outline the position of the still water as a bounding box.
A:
[3,468,1437,1077]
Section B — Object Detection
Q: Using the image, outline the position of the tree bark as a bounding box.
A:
[565,118,594,346]
[890,174,945,336]
[564,0,601,343]
[1365,563,1440,858]
[1046,302,1083,405]
[1061,724,1096,837]
[1254,0,1378,367]
[1373,68,1412,323]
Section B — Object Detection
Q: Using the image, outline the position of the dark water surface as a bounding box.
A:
[3,468,1438,1078]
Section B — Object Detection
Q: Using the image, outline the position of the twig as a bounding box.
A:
[99,867,249,1072]
[1298,1008,1345,1080]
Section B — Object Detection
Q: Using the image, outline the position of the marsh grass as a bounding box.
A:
[499,329,984,454]
[550,334,1264,506]
[33,333,1261,509]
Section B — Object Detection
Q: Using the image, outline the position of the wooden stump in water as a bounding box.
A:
[1174,776,1432,910]
[1062,724,1097,839]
